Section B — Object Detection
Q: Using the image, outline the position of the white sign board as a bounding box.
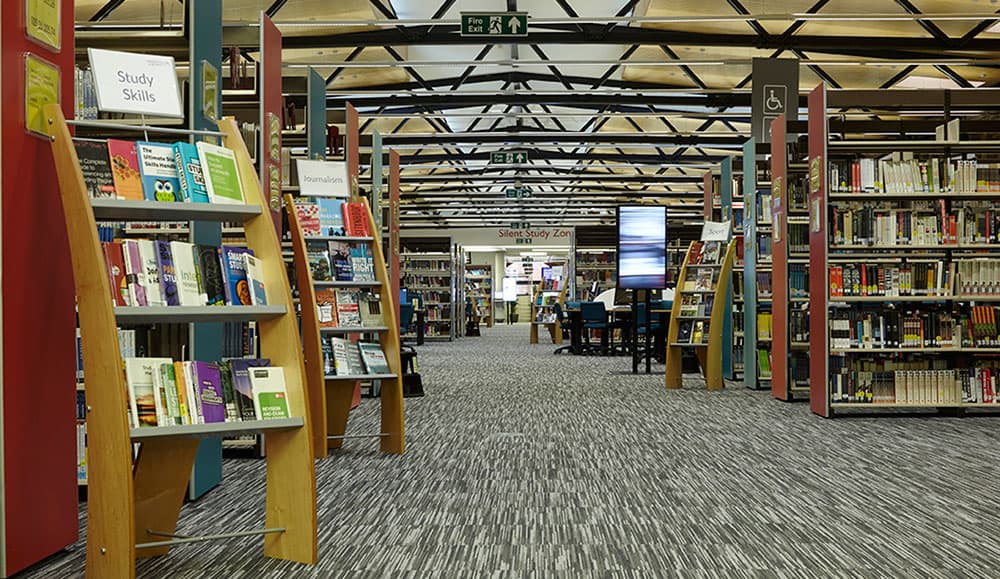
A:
[701,220,731,241]
[87,48,183,118]
[502,277,518,302]
[295,159,350,197]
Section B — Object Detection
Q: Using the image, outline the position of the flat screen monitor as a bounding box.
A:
[616,205,667,289]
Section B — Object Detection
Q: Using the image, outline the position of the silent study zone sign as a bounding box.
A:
[460,12,528,37]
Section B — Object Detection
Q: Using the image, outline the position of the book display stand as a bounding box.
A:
[285,192,404,458]
[530,280,569,344]
[703,161,741,379]
[45,107,316,577]
[808,84,1000,416]
[665,239,737,390]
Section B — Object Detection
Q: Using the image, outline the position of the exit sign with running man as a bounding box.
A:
[460,12,528,37]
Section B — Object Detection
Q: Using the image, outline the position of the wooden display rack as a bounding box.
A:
[529,282,568,344]
[664,239,737,391]
[45,106,316,578]
[285,193,405,459]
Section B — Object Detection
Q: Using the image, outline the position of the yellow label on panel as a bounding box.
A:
[25,53,60,136]
[26,0,61,51]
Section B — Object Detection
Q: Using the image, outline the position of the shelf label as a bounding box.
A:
[26,0,61,51]
[201,60,219,121]
[24,53,60,137]
[461,12,528,37]
[88,48,183,118]
[809,156,822,194]
[701,220,731,241]
[296,159,350,197]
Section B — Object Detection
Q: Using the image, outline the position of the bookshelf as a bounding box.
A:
[575,248,616,300]
[46,108,316,575]
[284,193,404,459]
[704,159,740,379]
[807,84,1000,416]
[741,138,775,390]
[465,264,494,328]
[401,251,456,341]
[769,119,812,401]
[529,278,568,344]
[665,239,738,391]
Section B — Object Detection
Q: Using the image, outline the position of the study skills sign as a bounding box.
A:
[88,48,184,118]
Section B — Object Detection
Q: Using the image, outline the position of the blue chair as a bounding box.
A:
[399,302,414,336]
[553,301,574,355]
[580,301,610,355]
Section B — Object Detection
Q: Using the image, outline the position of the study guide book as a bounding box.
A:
[170,241,203,306]
[221,246,255,305]
[173,142,210,203]
[358,343,391,375]
[73,138,116,198]
[136,141,182,202]
[249,366,291,420]
[136,239,164,307]
[122,239,148,306]
[102,240,129,306]
[124,357,174,428]
[229,358,271,421]
[244,254,268,306]
[154,240,180,306]
[192,361,226,423]
[197,244,227,306]
[197,141,245,204]
[107,139,144,200]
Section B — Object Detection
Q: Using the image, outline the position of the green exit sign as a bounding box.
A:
[505,187,532,199]
[491,151,529,164]
[461,12,528,37]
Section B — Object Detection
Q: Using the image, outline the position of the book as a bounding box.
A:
[677,321,693,343]
[342,201,370,236]
[702,241,721,264]
[321,338,335,376]
[249,366,291,420]
[124,357,170,428]
[197,141,245,204]
[172,361,191,424]
[73,138,116,198]
[102,241,129,306]
[358,343,391,374]
[317,198,346,236]
[359,293,384,327]
[221,246,255,305]
[122,240,148,306]
[315,288,338,328]
[197,245,227,306]
[107,139,144,200]
[244,254,268,306]
[692,321,705,344]
[292,198,321,237]
[335,289,362,326]
[350,244,376,282]
[216,360,240,422]
[137,239,164,307]
[307,245,333,281]
[191,361,226,423]
[329,241,353,281]
[156,361,182,426]
[173,142,210,203]
[229,358,271,421]
[154,240,180,306]
[170,241,203,306]
[330,337,352,375]
[693,269,714,291]
[136,141,182,202]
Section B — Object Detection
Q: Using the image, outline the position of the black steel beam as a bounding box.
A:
[89,0,126,22]
[396,151,725,164]
[400,174,702,183]
[332,93,750,110]
[265,0,290,18]
[381,133,746,146]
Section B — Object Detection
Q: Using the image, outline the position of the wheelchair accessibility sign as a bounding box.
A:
[761,84,787,141]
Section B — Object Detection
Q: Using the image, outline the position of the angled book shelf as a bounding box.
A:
[284,192,404,458]
[665,239,737,391]
[529,279,568,344]
[45,105,316,578]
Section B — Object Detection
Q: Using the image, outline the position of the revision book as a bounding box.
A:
[173,142,210,203]
[107,139,144,200]
[221,246,255,305]
[73,138,116,198]
[197,141,245,204]
[136,141,182,202]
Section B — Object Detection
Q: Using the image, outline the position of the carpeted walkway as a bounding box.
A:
[20,324,1000,577]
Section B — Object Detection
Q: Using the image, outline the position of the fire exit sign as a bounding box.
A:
[461,12,528,37]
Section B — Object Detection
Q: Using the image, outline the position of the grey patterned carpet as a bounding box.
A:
[19,324,1000,577]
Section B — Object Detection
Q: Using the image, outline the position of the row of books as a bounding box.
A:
[756,234,772,262]
[102,240,267,307]
[688,241,723,265]
[756,192,773,224]
[402,259,451,272]
[74,66,98,120]
[307,241,376,283]
[576,251,615,266]
[404,276,451,288]
[830,156,998,195]
[757,312,773,340]
[830,203,1000,246]
[292,197,372,238]
[75,138,246,204]
[788,223,808,254]
[829,306,1000,349]
[322,338,391,377]
[124,357,290,429]
[315,288,384,328]
[757,349,772,378]
[756,272,772,296]
[682,268,717,292]
[676,320,710,344]
[790,310,809,343]
[831,367,999,405]
[829,262,952,298]
[789,265,809,297]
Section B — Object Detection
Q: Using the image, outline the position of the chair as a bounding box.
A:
[553,301,574,354]
[635,301,663,364]
[397,303,423,397]
[580,301,610,355]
